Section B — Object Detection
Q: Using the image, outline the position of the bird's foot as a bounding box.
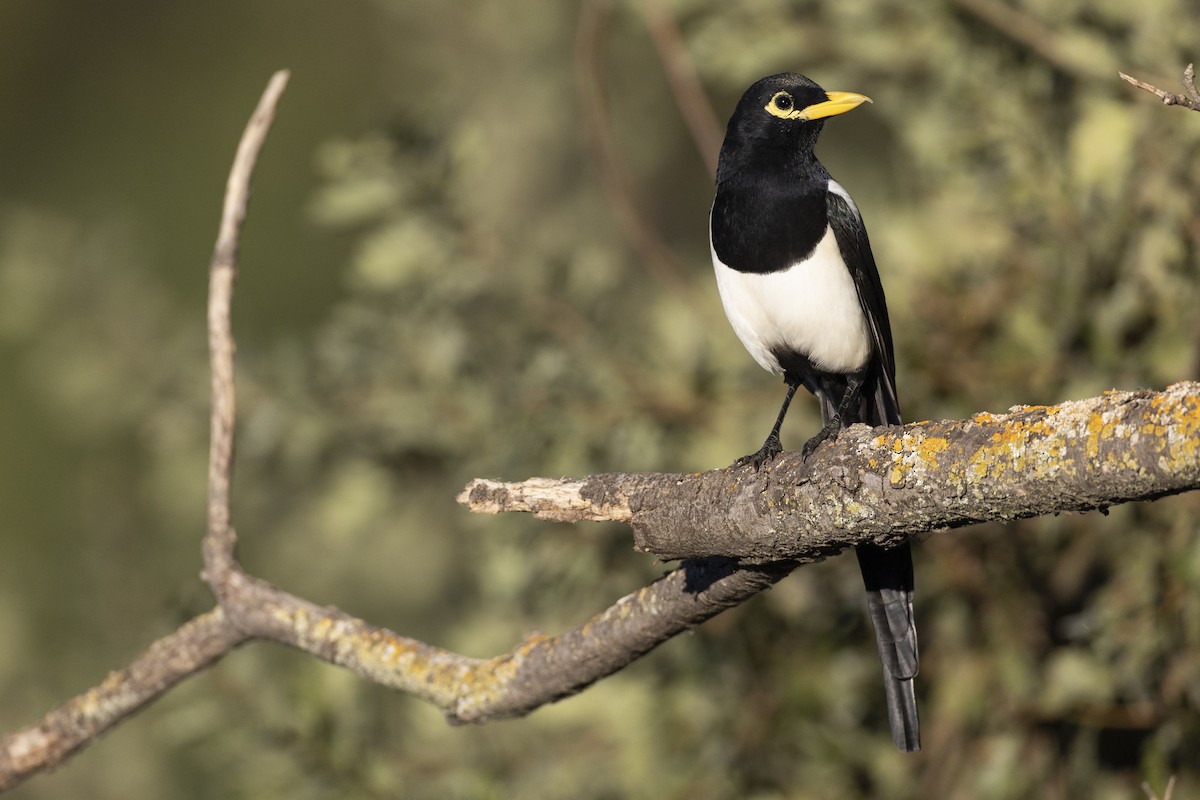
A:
[800,417,841,461]
[733,433,783,471]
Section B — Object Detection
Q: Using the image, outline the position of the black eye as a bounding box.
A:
[774,94,793,110]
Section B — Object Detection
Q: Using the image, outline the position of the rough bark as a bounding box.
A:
[5,67,1200,793]
[461,384,1200,563]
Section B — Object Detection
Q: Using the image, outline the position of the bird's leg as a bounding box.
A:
[801,373,864,460]
[734,381,799,471]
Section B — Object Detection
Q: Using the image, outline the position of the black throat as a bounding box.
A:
[711,144,831,275]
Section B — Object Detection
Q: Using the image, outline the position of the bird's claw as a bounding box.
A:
[733,434,783,471]
[800,417,841,461]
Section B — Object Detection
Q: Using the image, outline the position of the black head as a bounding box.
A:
[716,73,871,183]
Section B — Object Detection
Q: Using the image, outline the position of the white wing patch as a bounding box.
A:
[827,178,860,217]
[711,220,871,376]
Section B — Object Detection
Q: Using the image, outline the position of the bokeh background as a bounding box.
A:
[3,1,1200,797]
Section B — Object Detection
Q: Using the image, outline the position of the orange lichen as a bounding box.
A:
[914,435,949,469]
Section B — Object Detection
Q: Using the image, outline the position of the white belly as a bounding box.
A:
[711,224,871,375]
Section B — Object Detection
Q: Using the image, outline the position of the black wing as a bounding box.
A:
[826,189,901,427]
[826,186,920,751]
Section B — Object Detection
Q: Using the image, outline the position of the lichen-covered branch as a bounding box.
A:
[213,559,792,724]
[461,383,1200,564]
[9,383,1197,791]
[0,70,293,794]
[0,69,797,791]
[8,66,1200,794]
[0,609,248,792]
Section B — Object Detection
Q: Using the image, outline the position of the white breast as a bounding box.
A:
[711,223,871,375]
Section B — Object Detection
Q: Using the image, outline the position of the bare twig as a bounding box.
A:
[0,609,248,792]
[462,383,1200,563]
[0,72,291,792]
[204,70,291,593]
[9,381,1200,789]
[8,65,1200,792]
[1120,64,1200,112]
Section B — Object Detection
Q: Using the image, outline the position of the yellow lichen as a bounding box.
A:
[914,435,949,469]
[1085,412,1105,459]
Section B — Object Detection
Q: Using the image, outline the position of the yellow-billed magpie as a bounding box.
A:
[710,73,920,751]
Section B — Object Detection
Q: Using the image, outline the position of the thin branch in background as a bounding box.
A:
[1119,61,1200,390]
[1142,775,1177,800]
[574,0,691,291]
[6,62,1200,793]
[635,0,722,177]
[1119,63,1200,388]
[0,65,788,792]
[1119,64,1200,112]
[952,0,1120,81]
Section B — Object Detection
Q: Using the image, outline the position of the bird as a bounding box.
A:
[709,73,920,751]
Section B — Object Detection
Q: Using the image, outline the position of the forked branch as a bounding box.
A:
[4,66,1200,794]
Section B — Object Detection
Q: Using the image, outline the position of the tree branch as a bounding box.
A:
[0,71,291,792]
[1119,64,1200,112]
[461,383,1200,563]
[209,558,794,724]
[0,69,798,789]
[0,609,248,792]
[204,69,291,594]
[7,66,1200,792]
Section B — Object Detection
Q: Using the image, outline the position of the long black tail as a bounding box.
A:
[820,377,920,751]
[856,542,919,751]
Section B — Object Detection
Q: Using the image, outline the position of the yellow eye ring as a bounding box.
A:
[765,90,872,121]
[765,91,801,119]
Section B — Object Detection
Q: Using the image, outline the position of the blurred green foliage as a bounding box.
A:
[2,0,1200,798]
